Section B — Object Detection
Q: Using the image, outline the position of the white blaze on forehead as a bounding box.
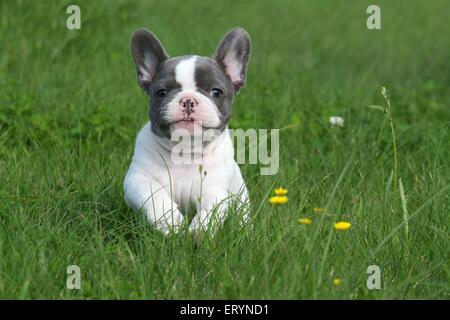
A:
[175,56,197,91]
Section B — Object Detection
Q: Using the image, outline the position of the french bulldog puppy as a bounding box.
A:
[124,27,251,235]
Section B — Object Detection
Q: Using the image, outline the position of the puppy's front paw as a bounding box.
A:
[151,209,185,236]
[189,209,221,237]
[189,210,207,233]
[188,214,207,241]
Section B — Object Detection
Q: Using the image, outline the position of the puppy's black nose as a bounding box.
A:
[180,97,198,116]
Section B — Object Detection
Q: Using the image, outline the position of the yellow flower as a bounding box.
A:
[298,218,312,225]
[274,187,288,196]
[333,278,342,286]
[269,196,288,204]
[334,221,352,230]
[313,207,325,213]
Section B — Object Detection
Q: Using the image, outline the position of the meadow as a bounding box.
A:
[0,0,449,299]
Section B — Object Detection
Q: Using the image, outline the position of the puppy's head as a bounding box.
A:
[130,27,251,138]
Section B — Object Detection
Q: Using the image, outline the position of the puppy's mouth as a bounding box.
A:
[171,119,195,125]
[168,119,220,132]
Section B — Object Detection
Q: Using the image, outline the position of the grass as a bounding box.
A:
[0,0,449,299]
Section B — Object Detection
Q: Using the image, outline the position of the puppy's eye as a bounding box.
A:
[155,89,168,98]
[209,88,223,98]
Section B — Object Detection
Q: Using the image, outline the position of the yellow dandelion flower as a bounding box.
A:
[333,278,342,286]
[269,196,288,204]
[334,221,352,230]
[298,218,312,225]
[274,187,288,196]
[313,207,325,213]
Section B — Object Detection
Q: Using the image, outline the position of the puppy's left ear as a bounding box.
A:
[214,27,251,93]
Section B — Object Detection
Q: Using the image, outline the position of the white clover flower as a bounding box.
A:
[329,116,344,127]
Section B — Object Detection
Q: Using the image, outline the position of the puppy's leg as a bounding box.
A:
[238,185,251,225]
[124,172,184,235]
[189,188,232,234]
[189,164,251,234]
[230,167,251,226]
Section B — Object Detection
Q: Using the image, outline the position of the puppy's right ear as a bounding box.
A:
[130,29,169,92]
